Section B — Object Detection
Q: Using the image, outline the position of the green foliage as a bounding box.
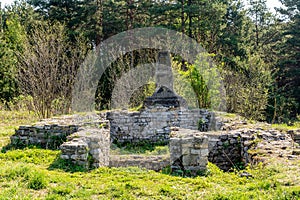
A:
[0,145,300,199]
[0,15,24,104]
[129,81,156,109]
[223,53,272,120]
[51,185,72,196]
[26,170,48,190]
[186,64,211,108]
[270,120,300,131]
[0,0,297,122]
[197,118,206,131]
[175,53,223,110]
[0,2,40,107]
[1,162,48,190]
[0,147,59,165]
[4,164,31,180]
[16,20,87,118]
[274,0,300,120]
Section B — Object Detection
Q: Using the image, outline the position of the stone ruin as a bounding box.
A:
[170,128,208,174]
[60,126,110,168]
[10,51,300,174]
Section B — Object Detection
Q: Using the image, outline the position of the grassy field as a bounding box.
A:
[0,111,300,199]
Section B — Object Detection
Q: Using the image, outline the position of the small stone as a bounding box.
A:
[71,155,79,160]
[240,172,253,178]
[200,149,209,157]
[60,154,69,159]
[191,149,200,155]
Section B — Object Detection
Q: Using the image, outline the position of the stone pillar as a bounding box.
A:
[60,139,89,167]
[143,51,187,109]
[155,51,173,91]
[170,128,208,175]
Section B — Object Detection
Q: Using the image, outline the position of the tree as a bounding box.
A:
[17,21,87,118]
[0,5,27,107]
[28,0,102,44]
[274,0,300,120]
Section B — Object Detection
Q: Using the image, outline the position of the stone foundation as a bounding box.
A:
[206,128,293,171]
[109,155,169,171]
[207,132,244,171]
[11,111,297,173]
[60,139,89,167]
[11,124,79,149]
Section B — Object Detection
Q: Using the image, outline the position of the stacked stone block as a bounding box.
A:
[11,124,79,149]
[170,128,208,174]
[11,113,105,149]
[60,139,89,167]
[108,107,214,144]
[205,128,293,171]
[206,132,242,171]
[60,125,110,168]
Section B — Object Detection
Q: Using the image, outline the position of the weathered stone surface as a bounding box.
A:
[289,130,300,145]
[170,128,208,174]
[205,128,297,171]
[143,86,188,109]
[11,108,299,173]
[108,107,215,144]
[11,113,107,149]
[109,155,169,171]
[60,126,110,168]
[155,51,173,90]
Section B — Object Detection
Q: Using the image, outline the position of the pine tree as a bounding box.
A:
[276,0,300,118]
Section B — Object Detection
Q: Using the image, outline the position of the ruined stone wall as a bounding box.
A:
[11,113,105,149]
[170,128,209,175]
[11,124,79,149]
[207,132,244,171]
[206,128,292,171]
[60,126,110,168]
[107,108,215,144]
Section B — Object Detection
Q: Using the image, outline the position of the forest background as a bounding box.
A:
[0,0,299,124]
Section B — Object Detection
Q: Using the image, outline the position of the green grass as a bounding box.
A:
[111,142,169,155]
[271,122,300,131]
[0,111,300,199]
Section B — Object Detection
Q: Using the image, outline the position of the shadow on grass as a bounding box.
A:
[0,143,41,153]
[1,143,87,173]
[48,154,88,173]
[1,136,65,153]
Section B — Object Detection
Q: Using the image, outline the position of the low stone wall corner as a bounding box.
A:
[170,128,209,175]
[60,127,110,168]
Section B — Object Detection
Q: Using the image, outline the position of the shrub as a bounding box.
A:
[26,170,48,190]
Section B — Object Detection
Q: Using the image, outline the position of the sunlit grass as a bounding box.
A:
[0,158,299,199]
[0,110,299,199]
[0,110,38,127]
[271,121,300,131]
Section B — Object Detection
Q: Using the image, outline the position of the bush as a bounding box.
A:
[26,170,48,190]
